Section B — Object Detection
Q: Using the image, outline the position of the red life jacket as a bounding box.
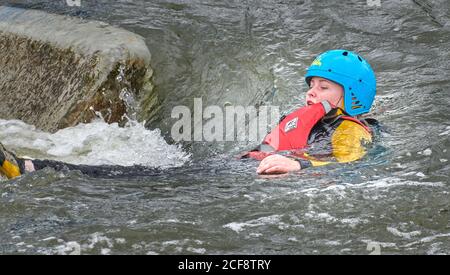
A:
[241,101,371,161]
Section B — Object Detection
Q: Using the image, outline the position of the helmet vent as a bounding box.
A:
[328,69,332,72]
[352,99,363,109]
[343,51,348,56]
[357,56,362,62]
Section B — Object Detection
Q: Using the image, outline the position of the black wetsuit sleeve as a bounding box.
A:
[287,156,312,170]
[31,159,163,178]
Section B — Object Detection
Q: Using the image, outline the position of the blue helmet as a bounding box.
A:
[304,49,376,116]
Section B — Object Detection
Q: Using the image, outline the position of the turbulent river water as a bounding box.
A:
[1,0,450,254]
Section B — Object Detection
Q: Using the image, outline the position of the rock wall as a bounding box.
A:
[0,6,158,132]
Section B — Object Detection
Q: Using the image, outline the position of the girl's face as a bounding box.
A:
[306,77,344,108]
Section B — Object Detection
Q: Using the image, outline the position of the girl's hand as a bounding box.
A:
[256,154,301,175]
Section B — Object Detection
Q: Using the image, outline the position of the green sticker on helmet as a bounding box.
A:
[311,58,322,66]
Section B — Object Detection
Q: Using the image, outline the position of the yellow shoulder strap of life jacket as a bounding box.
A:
[331,119,372,163]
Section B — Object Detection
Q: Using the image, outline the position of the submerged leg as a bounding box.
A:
[31,159,164,178]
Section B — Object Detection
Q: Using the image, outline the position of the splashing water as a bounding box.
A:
[0,119,190,168]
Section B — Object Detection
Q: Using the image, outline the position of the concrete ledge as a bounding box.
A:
[0,6,158,132]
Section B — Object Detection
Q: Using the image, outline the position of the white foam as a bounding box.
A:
[0,119,190,168]
[288,237,298,242]
[304,211,368,228]
[223,215,283,233]
[85,232,114,250]
[115,238,126,244]
[359,177,444,189]
[34,197,55,201]
[243,194,256,201]
[55,241,81,255]
[386,227,421,240]
[162,240,180,246]
[341,218,369,228]
[41,237,56,242]
[297,177,443,200]
[438,126,450,136]
[101,248,111,255]
[427,243,446,255]
[361,239,397,248]
[416,172,426,178]
[422,148,432,156]
[394,162,407,169]
[186,247,206,254]
[315,213,338,223]
[324,240,341,246]
[223,222,248,233]
[403,233,450,248]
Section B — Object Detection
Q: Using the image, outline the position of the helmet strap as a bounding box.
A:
[335,95,354,116]
[336,95,344,110]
